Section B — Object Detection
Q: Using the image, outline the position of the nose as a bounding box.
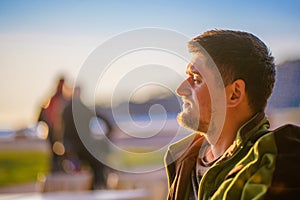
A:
[176,79,191,97]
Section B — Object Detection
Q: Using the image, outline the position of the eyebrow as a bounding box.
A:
[186,64,201,76]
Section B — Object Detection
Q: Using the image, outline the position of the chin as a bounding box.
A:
[177,112,209,133]
[177,112,199,131]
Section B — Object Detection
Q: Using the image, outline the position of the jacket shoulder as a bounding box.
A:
[272,124,300,150]
[265,124,300,199]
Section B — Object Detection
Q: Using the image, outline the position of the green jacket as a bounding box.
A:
[165,113,300,200]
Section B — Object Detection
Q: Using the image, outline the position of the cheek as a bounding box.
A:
[194,86,212,108]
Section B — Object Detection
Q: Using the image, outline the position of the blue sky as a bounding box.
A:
[1,0,300,37]
[0,0,300,128]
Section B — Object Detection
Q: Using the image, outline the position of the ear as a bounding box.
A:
[226,79,246,108]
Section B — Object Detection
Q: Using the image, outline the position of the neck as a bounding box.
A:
[204,109,253,162]
[204,135,234,162]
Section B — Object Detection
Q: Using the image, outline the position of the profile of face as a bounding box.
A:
[176,55,213,133]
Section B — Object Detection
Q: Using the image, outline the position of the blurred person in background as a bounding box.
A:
[165,30,300,200]
[38,76,70,172]
[62,86,112,190]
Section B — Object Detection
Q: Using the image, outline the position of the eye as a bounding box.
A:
[193,74,202,84]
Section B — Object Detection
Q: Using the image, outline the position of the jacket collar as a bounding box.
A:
[235,112,269,147]
[168,132,204,164]
[220,112,270,160]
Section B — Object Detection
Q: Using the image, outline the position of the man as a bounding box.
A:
[38,77,70,172]
[165,30,300,200]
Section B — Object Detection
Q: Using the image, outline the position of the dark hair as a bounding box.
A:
[188,30,275,113]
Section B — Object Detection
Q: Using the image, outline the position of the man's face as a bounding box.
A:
[176,55,212,133]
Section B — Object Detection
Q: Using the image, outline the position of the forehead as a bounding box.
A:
[187,54,207,74]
